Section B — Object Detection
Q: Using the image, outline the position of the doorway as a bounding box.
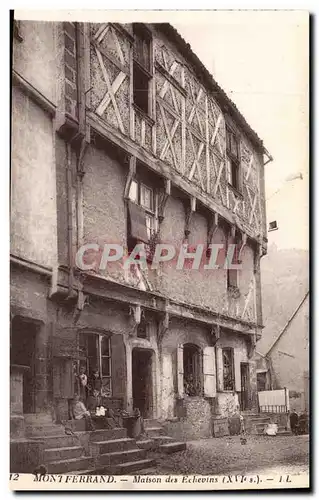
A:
[132,348,153,418]
[240,362,250,411]
[11,317,37,413]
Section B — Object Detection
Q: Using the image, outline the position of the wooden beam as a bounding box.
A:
[124,156,136,199]
[87,110,263,244]
[184,196,196,238]
[208,212,219,244]
[158,179,171,223]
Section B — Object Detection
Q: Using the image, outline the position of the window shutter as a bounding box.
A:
[226,159,232,184]
[235,353,241,392]
[111,334,126,399]
[128,201,149,243]
[176,344,184,398]
[203,346,217,397]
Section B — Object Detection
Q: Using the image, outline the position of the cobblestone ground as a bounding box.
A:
[146,435,309,476]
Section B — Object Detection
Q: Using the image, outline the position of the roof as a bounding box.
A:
[157,23,269,155]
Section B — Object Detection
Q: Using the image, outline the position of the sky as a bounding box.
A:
[174,11,309,250]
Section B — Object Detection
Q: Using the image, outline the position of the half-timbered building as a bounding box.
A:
[11,20,271,465]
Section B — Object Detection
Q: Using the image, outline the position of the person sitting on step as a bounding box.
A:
[71,394,95,431]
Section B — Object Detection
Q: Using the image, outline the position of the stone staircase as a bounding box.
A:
[25,414,155,475]
[143,419,187,454]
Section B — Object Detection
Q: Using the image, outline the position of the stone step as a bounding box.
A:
[89,428,127,442]
[136,439,154,450]
[25,424,65,437]
[144,419,160,428]
[92,437,136,454]
[31,434,79,448]
[151,436,175,446]
[24,413,53,425]
[159,442,186,454]
[276,430,292,436]
[245,417,271,423]
[47,456,95,474]
[44,446,84,462]
[146,427,166,437]
[98,448,146,467]
[66,469,97,476]
[110,458,156,475]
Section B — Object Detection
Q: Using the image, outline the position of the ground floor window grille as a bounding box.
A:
[77,333,112,397]
[223,347,235,391]
[183,343,202,396]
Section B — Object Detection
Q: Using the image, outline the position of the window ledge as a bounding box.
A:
[132,102,155,126]
[227,286,241,299]
[227,183,243,198]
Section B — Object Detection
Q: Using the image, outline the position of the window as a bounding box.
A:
[226,126,241,191]
[268,220,278,232]
[128,177,157,249]
[133,24,152,115]
[183,344,202,396]
[78,333,112,397]
[222,348,235,391]
[227,230,241,289]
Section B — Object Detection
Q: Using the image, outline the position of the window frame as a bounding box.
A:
[77,332,112,397]
[227,229,242,291]
[128,178,158,241]
[132,23,153,117]
[183,343,203,397]
[226,125,241,192]
[222,347,235,392]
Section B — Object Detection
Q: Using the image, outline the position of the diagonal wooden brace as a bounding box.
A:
[184,196,196,238]
[158,179,171,223]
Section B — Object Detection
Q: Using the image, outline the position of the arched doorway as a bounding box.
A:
[183,343,202,396]
[132,348,154,418]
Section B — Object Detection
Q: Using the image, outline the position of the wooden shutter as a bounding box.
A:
[203,346,217,397]
[128,201,149,243]
[111,334,126,399]
[234,352,241,392]
[176,344,184,398]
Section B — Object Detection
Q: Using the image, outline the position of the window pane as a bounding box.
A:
[140,185,152,210]
[145,214,154,239]
[101,337,110,356]
[102,357,110,377]
[129,180,138,202]
[223,349,235,390]
[133,64,149,114]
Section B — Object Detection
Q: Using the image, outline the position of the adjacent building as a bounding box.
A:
[11,20,270,442]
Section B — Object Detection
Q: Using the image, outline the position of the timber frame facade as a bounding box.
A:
[11,21,271,443]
